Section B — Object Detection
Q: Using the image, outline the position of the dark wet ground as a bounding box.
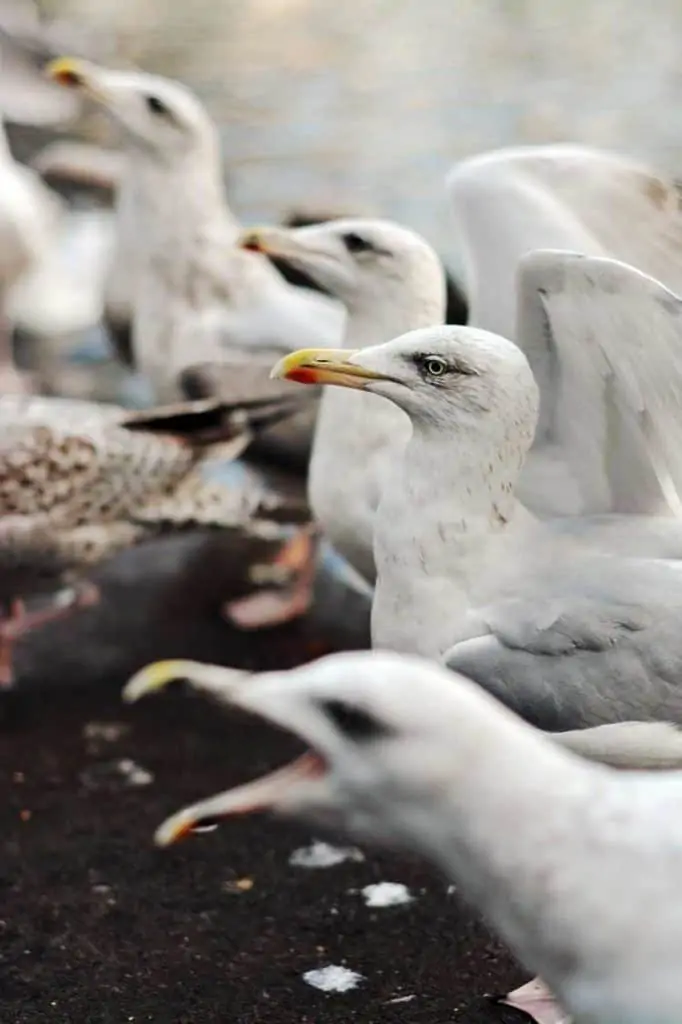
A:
[0,536,527,1024]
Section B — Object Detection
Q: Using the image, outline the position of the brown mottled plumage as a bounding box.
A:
[0,391,298,686]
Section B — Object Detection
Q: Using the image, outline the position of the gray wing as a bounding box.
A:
[443,560,682,732]
[518,250,682,517]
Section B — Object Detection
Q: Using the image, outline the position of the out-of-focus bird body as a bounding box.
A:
[0,391,297,684]
[47,58,344,403]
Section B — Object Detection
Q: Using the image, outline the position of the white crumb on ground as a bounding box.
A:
[302,965,364,992]
[289,840,365,868]
[117,758,154,786]
[361,882,413,907]
[386,994,416,1004]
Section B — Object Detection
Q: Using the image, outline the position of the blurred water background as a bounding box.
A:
[35,0,682,265]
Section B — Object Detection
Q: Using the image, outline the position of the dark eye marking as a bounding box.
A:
[341,232,375,254]
[145,94,171,116]
[318,699,392,741]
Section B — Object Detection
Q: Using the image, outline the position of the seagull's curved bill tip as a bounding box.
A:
[154,807,206,848]
[123,659,201,704]
[238,228,267,253]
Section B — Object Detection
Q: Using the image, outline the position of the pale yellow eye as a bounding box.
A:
[424,356,447,377]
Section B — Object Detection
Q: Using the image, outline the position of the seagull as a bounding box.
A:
[46,57,345,401]
[272,324,682,731]
[245,148,682,547]
[124,650,682,1024]
[247,227,682,582]
[240,218,447,581]
[448,143,682,517]
[0,389,302,688]
[269,245,682,553]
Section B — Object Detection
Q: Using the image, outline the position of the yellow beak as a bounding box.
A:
[270,348,389,389]
[123,659,202,703]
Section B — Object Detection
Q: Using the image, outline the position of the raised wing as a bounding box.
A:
[518,250,682,516]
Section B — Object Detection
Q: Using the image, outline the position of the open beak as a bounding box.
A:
[153,751,326,846]
[45,57,107,101]
[123,659,328,847]
[270,348,391,389]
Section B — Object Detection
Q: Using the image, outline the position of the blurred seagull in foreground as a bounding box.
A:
[126,650,682,1024]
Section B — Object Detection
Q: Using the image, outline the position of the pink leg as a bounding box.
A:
[224,526,319,630]
[498,977,572,1023]
[0,583,101,688]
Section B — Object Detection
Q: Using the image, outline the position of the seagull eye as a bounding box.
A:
[422,356,448,378]
[342,232,373,254]
[318,699,391,741]
[145,94,170,116]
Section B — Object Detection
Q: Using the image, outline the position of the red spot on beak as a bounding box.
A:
[286,367,321,385]
[53,69,83,88]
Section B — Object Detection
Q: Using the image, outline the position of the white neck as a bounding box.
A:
[126,144,239,248]
[385,687,682,1024]
[308,285,446,578]
[118,143,240,399]
[378,695,606,991]
[345,281,446,351]
[372,398,535,655]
